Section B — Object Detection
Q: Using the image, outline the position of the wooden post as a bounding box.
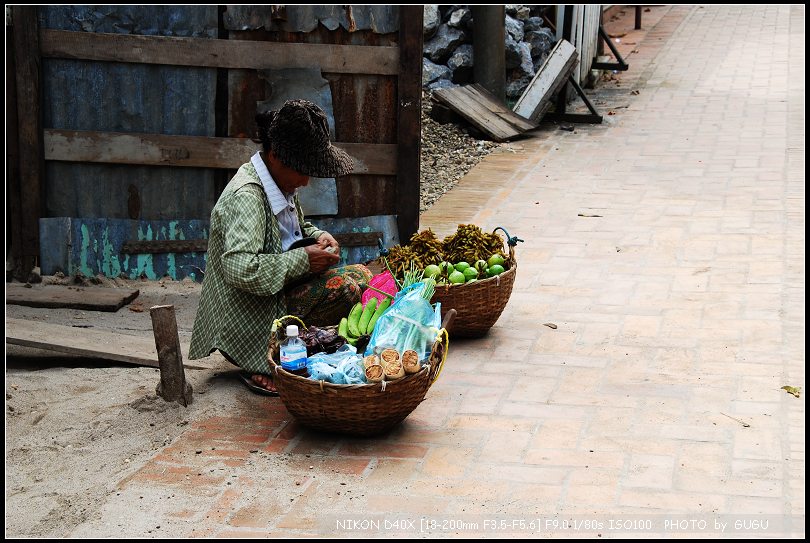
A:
[471,6,506,102]
[150,305,193,406]
[396,5,423,242]
[10,6,44,281]
[6,7,21,282]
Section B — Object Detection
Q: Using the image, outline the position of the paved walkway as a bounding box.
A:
[74,6,804,537]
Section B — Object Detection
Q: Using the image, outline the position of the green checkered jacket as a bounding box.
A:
[189,162,324,374]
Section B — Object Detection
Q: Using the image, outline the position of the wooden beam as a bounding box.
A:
[120,231,383,255]
[43,129,397,175]
[395,6,424,244]
[11,7,44,279]
[121,240,208,255]
[40,29,400,75]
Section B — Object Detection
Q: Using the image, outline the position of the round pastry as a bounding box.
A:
[365,364,384,383]
[402,349,421,374]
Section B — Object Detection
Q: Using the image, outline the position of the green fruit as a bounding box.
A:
[463,267,478,281]
[487,264,505,277]
[448,270,466,284]
[347,302,363,337]
[358,298,377,335]
[487,254,506,268]
[338,317,349,338]
[423,264,441,278]
[438,261,455,276]
[474,259,488,274]
[454,261,470,272]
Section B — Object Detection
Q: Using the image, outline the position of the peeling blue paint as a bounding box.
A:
[41,218,210,281]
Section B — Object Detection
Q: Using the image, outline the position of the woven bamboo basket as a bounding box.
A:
[430,232,519,338]
[267,309,456,437]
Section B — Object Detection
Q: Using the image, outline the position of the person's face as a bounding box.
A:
[265,151,310,193]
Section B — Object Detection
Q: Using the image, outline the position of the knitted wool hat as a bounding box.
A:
[255,99,354,178]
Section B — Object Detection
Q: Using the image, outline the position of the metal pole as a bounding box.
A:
[635,5,642,30]
[471,5,505,102]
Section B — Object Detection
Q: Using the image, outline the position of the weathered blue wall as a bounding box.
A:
[40,215,399,281]
[39,6,220,221]
[40,218,209,281]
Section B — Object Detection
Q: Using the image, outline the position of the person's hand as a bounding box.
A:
[317,232,340,254]
[304,245,340,273]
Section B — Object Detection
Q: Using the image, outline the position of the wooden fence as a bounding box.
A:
[6,6,423,280]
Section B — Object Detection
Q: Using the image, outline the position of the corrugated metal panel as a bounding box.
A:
[39,217,209,281]
[224,5,399,34]
[39,6,220,221]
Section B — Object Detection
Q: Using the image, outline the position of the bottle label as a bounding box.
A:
[280,345,307,371]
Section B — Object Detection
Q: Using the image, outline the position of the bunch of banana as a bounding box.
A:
[338,296,392,346]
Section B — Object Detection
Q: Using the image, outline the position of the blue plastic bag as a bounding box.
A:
[306,344,366,384]
[364,282,441,360]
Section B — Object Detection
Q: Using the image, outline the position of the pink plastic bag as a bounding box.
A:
[361,270,398,307]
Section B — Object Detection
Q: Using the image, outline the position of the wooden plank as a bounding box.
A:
[43,129,397,175]
[6,284,140,312]
[433,86,522,142]
[122,240,208,255]
[513,40,579,122]
[11,7,43,279]
[333,232,383,247]
[465,83,538,131]
[40,29,400,75]
[5,317,191,368]
[395,6,424,243]
[119,232,382,255]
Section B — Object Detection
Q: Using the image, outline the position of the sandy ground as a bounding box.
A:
[4,276,233,538]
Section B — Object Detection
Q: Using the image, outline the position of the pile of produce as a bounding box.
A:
[382,224,508,286]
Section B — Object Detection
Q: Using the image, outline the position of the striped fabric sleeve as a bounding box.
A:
[219,188,310,297]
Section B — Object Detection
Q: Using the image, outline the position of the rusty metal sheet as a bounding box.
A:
[224,5,398,34]
[39,6,219,221]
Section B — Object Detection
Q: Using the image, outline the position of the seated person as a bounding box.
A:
[189,100,372,395]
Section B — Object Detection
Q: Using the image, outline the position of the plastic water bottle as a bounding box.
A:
[280,325,308,375]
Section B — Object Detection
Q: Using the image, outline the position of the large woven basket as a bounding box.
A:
[430,234,518,338]
[267,310,456,437]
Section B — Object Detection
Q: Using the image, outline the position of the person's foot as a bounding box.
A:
[251,374,278,394]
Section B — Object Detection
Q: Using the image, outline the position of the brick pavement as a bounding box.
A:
[71,5,804,537]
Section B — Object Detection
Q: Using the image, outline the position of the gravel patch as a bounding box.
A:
[419,92,501,213]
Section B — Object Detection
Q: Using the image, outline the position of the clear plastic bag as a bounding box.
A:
[364,282,441,361]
